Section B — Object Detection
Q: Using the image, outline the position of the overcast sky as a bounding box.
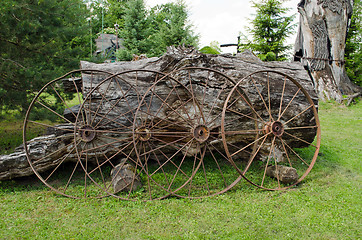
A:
[145,0,301,53]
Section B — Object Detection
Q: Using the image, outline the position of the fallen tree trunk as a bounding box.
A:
[0,47,318,185]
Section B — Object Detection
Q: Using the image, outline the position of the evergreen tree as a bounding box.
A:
[116,0,199,60]
[240,0,295,61]
[345,0,361,86]
[116,0,151,60]
[148,1,199,56]
[0,0,90,115]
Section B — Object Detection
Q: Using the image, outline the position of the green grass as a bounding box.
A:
[0,120,49,155]
[0,101,361,239]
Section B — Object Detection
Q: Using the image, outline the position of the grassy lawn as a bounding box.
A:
[0,101,361,239]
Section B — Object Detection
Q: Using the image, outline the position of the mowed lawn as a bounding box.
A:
[0,101,361,239]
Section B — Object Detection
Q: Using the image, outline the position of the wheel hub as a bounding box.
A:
[136,127,151,142]
[193,125,210,143]
[80,125,96,142]
[264,121,284,137]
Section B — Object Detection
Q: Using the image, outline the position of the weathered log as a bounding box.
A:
[62,77,82,93]
[0,47,318,181]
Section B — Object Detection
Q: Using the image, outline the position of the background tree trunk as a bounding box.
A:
[294,0,361,102]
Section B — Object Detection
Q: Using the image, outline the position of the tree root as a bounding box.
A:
[344,92,361,106]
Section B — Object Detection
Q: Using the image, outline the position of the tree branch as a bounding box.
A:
[345,92,361,106]
[0,57,26,69]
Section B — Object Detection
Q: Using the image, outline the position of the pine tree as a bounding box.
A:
[116,0,199,60]
[148,1,199,56]
[116,0,151,60]
[0,0,90,115]
[240,0,295,61]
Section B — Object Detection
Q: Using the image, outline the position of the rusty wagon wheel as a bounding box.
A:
[132,67,245,199]
[221,70,321,190]
[74,69,167,200]
[23,69,117,198]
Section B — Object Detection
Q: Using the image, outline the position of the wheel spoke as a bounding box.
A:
[231,132,272,158]
[147,141,171,188]
[261,136,276,187]
[35,100,75,125]
[278,88,301,121]
[187,70,202,125]
[89,77,114,126]
[93,88,134,129]
[272,143,281,189]
[267,72,273,122]
[283,131,317,148]
[167,140,192,191]
[44,142,79,182]
[278,75,287,120]
[93,87,135,127]
[250,75,274,122]
[63,158,81,195]
[284,125,318,131]
[87,141,134,176]
[50,84,78,121]
[234,87,267,125]
[242,134,268,174]
[284,104,314,125]
[148,98,194,131]
[280,137,293,168]
[148,138,194,178]
[82,105,132,130]
[149,87,193,128]
[139,135,190,158]
[225,107,265,124]
[168,75,196,125]
[281,138,310,167]
[27,120,74,133]
[206,143,227,187]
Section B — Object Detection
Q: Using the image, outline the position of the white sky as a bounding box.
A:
[145,0,301,53]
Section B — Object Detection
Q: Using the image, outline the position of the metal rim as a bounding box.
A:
[221,70,321,190]
[133,67,245,199]
[23,69,116,198]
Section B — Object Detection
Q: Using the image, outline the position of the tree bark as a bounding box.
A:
[294,0,361,102]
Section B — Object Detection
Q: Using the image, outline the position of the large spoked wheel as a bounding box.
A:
[222,70,321,190]
[133,67,244,199]
[23,69,115,198]
[74,70,165,200]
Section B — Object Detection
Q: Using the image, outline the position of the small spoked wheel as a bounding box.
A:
[222,70,321,190]
[23,69,115,198]
[133,67,244,199]
[74,70,168,200]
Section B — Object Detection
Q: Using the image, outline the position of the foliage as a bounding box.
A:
[0,102,361,239]
[345,0,362,86]
[147,1,199,57]
[240,0,295,61]
[0,119,47,155]
[199,46,221,55]
[115,0,199,61]
[200,41,222,54]
[115,0,151,61]
[87,0,127,34]
[0,0,90,116]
